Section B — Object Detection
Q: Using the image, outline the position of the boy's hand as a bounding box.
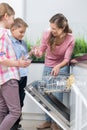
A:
[18,56,31,67]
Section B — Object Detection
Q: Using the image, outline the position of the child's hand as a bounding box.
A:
[18,56,31,67]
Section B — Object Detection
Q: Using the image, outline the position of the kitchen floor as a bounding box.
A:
[21,119,51,130]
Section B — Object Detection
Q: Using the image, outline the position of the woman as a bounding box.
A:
[31,13,75,130]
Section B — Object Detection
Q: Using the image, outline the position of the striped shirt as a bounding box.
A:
[40,30,75,67]
[0,28,20,85]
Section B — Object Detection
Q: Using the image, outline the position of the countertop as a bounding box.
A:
[71,60,87,68]
[71,54,87,67]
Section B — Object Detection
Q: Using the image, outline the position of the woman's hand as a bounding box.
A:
[30,46,42,58]
[51,65,60,76]
[70,59,78,64]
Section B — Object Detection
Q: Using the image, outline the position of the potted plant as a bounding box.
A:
[72,37,87,59]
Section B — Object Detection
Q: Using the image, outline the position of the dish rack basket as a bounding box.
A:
[31,74,74,94]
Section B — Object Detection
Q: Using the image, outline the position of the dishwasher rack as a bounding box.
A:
[37,74,72,93]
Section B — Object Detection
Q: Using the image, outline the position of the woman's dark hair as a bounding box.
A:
[48,13,72,50]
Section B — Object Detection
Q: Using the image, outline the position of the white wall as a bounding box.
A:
[0,0,24,18]
[25,0,87,43]
[1,0,87,42]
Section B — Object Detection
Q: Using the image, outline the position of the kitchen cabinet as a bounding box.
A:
[70,62,87,130]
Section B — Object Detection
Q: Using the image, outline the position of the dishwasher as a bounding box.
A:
[25,74,74,130]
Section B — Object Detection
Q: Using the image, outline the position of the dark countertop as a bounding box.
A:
[71,54,87,68]
[76,60,87,68]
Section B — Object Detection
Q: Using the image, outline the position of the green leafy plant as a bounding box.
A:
[72,37,87,58]
[24,38,33,51]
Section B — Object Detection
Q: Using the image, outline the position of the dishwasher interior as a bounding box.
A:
[25,74,73,130]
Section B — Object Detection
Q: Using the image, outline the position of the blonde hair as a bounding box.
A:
[11,18,28,29]
[0,3,15,20]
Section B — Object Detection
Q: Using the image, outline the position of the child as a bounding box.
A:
[0,3,30,130]
[10,18,31,130]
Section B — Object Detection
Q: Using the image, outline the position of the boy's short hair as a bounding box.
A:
[11,18,28,29]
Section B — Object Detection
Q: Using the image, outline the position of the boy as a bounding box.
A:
[10,18,31,130]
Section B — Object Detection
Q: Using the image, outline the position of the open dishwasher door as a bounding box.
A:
[25,75,71,130]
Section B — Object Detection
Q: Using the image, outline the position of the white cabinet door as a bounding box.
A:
[22,63,45,120]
